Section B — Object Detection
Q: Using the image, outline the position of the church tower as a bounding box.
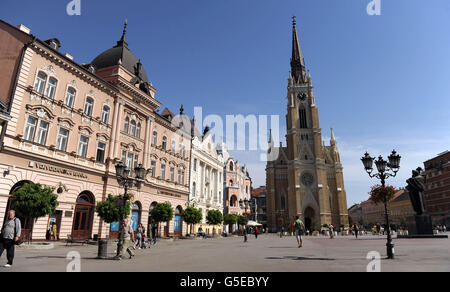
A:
[266,18,348,232]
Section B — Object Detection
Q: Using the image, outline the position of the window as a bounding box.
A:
[171,140,176,152]
[299,107,307,128]
[152,131,158,146]
[84,97,94,116]
[127,152,133,169]
[136,123,141,138]
[193,159,197,171]
[162,136,167,150]
[230,162,234,171]
[45,77,57,99]
[65,87,76,108]
[133,154,139,168]
[24,116,37,141]
[170,167,175,182]
[150,161,156,177]
[160,164,166,179]
[124,117,129,133]
[229,180,233,187]
[57,128,69,151]
[192,182,196,196]
[96,142,106,163]
[101,106,110,123]
[36,121,49,145]
[78,136,89,158]
[34,71,47,94]
[130,120,136,136]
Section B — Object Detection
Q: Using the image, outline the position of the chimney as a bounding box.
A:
[17,24,30,34]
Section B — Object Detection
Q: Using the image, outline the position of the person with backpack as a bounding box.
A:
[0,210,22,268]
[294,216,305,248]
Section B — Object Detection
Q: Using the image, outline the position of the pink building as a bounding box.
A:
[0,19,191,241]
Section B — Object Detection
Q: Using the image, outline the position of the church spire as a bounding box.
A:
[290,16,306,84]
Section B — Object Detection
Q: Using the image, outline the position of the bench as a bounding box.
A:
[65,235,89,246]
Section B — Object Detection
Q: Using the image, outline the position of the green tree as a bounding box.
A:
[11,183,59,242]
[237,215,248,227]
[223,214,238,234]
[206,210,223,236]
[95,194,131,224]
[182,206,202,234]
[152,202,174,237]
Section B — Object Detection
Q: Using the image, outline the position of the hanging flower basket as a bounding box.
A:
[369,185,396,204]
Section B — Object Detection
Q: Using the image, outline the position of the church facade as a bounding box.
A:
[266,19,349,233]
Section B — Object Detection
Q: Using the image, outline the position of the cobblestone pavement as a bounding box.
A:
[1,233,449,272]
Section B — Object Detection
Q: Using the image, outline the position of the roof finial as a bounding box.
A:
[117,18,128,47]
[292,15,296,26]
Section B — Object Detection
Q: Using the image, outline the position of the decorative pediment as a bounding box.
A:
[78,126,94,136]
[96,133,110,142]
[69,80,78,89]
[57,117,75,128]
[120,142,142,152]
[26,104,55,120]
[40,65,57,77]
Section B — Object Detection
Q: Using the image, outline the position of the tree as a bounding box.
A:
[223,214,238,234]
[206,210,223,236]
[95,194,131,224]
[182,206,202,234]
[237,215,248,227]
[10,183,59,242]
[151,202,174,237]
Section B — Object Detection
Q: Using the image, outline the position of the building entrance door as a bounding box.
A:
[71,192,95,240]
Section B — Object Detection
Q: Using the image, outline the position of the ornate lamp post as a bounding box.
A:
[361,150,401,259]
[114,162,146,259]
[239,198,250,217]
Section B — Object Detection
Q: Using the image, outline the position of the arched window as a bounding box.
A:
[45,77,57,99]
[299,107,308,129]
[84,97,94,116]
[229,180,233,187]
[229,162,234,171]
[162,136,167,150]
[65,87,76,108]
[124,117,129,133]
[34,71,47,94]
[136,122,141,138]
[101,106,110,123]
[130,120,136,136]
[152,131,158,146]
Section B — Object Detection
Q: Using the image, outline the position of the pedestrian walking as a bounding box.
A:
[243,226,248,243]
[151,224,157,245]
[280,226,284,238]
[328,224,334,239]
[0,210,21,268]
[294,216,305,248]
[118,219,135,259]
[135,223,145,249]
[255,227,259,239]
[353,224,358,239]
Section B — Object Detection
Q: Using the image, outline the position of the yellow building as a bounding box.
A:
[266,18,348,232]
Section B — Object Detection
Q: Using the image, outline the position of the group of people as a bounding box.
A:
[117,219,158,260]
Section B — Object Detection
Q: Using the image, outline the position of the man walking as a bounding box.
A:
[294,216,305,248]
[329,224,334,239]
[0,210,21,268]
[118,219,135,259]
[353,224,359,239]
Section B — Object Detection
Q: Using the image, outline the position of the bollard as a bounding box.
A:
[97,240,108,259]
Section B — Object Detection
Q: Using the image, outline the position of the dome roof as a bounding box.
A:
[91,21,149,84]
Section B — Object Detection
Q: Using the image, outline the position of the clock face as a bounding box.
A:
[301,173,314,187]
[298,93,307,101]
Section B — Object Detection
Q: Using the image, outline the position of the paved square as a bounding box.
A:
[2,234,449,272]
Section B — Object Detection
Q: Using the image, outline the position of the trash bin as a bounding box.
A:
[97,240,108,259]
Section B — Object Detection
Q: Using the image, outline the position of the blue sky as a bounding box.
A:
[1,0,449,206]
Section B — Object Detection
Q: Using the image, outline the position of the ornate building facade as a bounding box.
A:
[188,127,225,234]
[266,19,349,232]
[0,19,191,240]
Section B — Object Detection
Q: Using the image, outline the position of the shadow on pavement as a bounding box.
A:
[265,256,334,261]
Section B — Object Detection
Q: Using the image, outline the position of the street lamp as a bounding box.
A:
[239,198,250,216]
[361,150,401,259]
[114,162,146,259]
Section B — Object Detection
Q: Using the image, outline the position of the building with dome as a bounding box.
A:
[0,19,192,241]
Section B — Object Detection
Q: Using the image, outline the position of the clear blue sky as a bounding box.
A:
[2,0,449,206]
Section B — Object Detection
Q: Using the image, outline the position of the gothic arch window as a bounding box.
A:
[299,106,308,129]
[229,161,234,171]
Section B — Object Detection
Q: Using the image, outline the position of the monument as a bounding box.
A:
[400,168,448,238]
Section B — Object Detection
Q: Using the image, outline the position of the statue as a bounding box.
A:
[406,167,426,215]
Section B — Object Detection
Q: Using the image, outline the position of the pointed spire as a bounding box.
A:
[290,16,306,84]
[330,128,336,145]
[117,18,128,48]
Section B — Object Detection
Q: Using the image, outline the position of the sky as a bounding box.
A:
[1,0,449,206]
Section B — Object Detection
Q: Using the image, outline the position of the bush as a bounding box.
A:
[151,202,174,223]
[95,194,131,223]
[206,210,223,226]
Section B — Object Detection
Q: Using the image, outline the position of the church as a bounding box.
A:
[266,18,349,233]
